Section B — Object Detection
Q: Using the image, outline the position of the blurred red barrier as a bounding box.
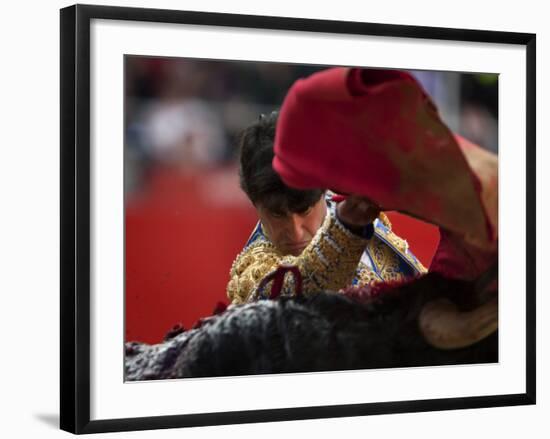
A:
[125,166,257,344]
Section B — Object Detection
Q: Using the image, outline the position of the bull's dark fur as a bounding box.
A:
[125,273,497,381]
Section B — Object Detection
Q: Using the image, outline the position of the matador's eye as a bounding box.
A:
[269,211,286,219]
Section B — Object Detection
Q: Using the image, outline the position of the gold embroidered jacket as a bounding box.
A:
[227,205,426,305]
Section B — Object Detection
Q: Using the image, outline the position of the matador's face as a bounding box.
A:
[256,197,327,256]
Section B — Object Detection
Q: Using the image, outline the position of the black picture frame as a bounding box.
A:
[60,3,536,434]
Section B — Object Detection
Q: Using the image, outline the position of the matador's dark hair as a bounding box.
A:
[237,110,324,215]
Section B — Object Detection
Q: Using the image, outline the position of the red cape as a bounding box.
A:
[273,67,497,279]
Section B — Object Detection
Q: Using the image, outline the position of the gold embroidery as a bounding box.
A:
[378,212,392,230]
[374,227,428,275]
[354,261,381,286]
[364,229,426,284]
[226,211,368,304]
[227,210,426,305]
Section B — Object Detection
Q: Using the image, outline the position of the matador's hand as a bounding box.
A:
[335,195,381,229]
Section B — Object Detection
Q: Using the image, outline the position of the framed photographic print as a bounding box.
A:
[60,4,536,434]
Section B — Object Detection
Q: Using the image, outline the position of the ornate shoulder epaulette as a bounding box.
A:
[372,215,427,275]
[244,221,268,248]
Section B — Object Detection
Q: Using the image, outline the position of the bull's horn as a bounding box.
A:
[419,297,498,350]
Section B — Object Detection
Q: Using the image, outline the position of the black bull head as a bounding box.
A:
[125,271,498,381]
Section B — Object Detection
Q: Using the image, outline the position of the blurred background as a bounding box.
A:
[124,56,498,344]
